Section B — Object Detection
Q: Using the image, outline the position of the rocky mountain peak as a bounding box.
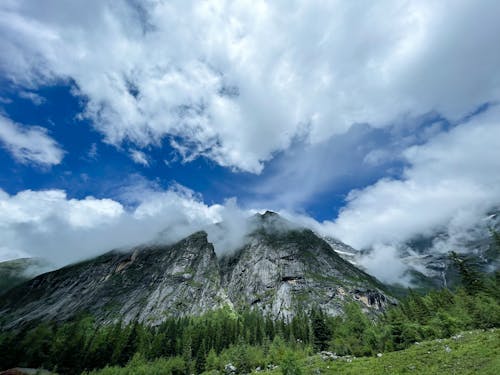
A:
[261,210,279,218]
[0,215,394,329]
[219,224,392,319]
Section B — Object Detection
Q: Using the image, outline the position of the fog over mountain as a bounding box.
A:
[1,1,500,286]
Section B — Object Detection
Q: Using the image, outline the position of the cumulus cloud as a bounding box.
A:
[195,199,248,255]
[293,106,500,283]
[0,114,64,166]
[0,184,258,266]
[357,244,410,285]
[328,107,500,248]
[1,1,500,172]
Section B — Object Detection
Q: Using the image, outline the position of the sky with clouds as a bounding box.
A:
[1,0,499,284]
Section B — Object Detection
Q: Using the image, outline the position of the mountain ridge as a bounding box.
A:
[0,213,393,330]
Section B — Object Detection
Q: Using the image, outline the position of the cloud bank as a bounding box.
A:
[329,107,500,249]
[0,184,251,266]
[297,106,500,283]
[1,0,500,172]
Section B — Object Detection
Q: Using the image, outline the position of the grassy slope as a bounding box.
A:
[294,329,500,375]
[86,329,499,375]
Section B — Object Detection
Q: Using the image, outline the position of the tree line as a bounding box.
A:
[0,237,498,374]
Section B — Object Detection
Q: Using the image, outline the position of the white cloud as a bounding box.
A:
[0,189,123,228]
[328,107,500,249]
[1,1,499,172]
[0,184,256,266]
[289,105,499,282]
[0,114,64,166]
[357,244,410,285]
[129,148,149,166]
[87,142,98,159]
[18,90,45,105]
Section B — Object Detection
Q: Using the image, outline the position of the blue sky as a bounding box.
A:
[1,1,500,283]
[0,81,234,206]
[0,80,409,221]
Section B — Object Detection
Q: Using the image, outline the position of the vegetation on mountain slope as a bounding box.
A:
[84,329,500,375]
[0,230,498,374]
[0,266,498,374]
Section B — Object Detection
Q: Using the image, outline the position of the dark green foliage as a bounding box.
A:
[280,350,302,375]
[310,307,331,351]
[330,302,382,356]
[0,307,312,374]
[449,251,484,294]
[0,236,499,374]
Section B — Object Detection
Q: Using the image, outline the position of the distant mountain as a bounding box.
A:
[325,211,500,293]
[398,211,499,290]
[0,212,393,329]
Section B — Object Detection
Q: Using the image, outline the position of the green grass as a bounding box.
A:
[290,329,500,375]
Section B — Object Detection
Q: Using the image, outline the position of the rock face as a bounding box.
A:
[399,213,500,289]
[0,232,226,329]
[0,213,393,329]
[220,212,390,319]
[325,210,500,292]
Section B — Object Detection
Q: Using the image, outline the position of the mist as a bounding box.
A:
[0,187,260,268]
[0,179,498,288]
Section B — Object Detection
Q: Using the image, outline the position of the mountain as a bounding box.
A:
[325,211,500,292]
[219,211,391,318]
[397,211,500,290]
[0,212,392,329]
[0,231,227,329]
[0,258,49,294]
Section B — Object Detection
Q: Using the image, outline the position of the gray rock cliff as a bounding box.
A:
[0,213,393,329]
[220,212,391,319]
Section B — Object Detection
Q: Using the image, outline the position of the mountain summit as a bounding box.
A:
[0,213,392,329]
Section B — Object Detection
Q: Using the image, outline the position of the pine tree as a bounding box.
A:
[449,251,484,294]
[310,307,331,351]
[205,348,219,372]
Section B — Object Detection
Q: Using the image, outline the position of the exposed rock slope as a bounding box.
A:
[0,213,393,329]
[327,211,500,292]
[220,212,391,318]
[0,231,226,328]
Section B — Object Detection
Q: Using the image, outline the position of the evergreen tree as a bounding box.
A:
[310,307,331,351]
[449,251,484,294]
[205,348,219,372]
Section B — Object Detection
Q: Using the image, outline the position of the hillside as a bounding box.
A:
[292,329,500,375]
[83,329,500,375]
[0,213,392,329]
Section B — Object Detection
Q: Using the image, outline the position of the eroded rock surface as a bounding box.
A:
[0,213,393,329]
[220,212,392,319]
